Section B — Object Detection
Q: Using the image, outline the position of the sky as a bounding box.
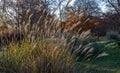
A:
[0,0,108,13]
[68,0,108,13]
[54,0,108,17]
[69,0,76,6]
[97,1,108,13]
[0,0,108,17]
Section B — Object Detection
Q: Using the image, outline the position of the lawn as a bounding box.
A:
[75,40,120,73]
[93,41,120,73]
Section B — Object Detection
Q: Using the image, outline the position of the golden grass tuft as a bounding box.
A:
[0,39,77,73]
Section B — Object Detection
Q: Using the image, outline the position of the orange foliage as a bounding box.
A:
[65,11,99,34]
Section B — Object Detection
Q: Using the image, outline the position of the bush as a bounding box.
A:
[106,31,120,46]
[106,31,120,40]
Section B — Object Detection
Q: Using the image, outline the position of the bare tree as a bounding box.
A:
[73,0,101,16]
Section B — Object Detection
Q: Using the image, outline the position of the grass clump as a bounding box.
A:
[0,39,77,73]
[0,40,36,73]
[0,1,109,72]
